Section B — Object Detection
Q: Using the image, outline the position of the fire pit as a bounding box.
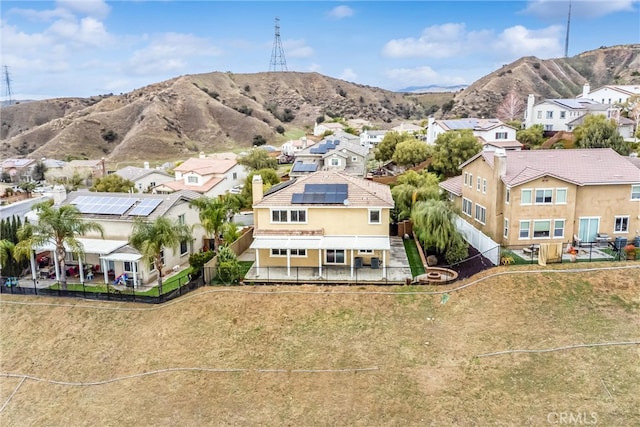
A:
[415,267,458,285]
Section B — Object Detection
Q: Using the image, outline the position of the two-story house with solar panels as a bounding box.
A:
[28,190,204,288]
[247,170,394,283]
[290,138,369,178]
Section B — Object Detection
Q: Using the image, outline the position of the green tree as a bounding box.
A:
[0,240,19,277]
[411,199,468,262]
[215,245,242,284]
[392,138,430,167]
[374,131,413,162]
[391,171,441,222]
[574,114,630,155]
[32,161,47,182]
[241,169,281,205]
[15,202,104,289]
[516,124,545,148]
[252,135,267,146]
[222,222,241,246]
[129,216,193,296]
[18,181,37,197]
[90,174,137,193]
[238,148,278,171]
[189,196,239,251]
[430,130,481,177]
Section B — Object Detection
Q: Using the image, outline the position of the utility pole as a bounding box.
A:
[564,0,572,57]
[269,17,288,72]
[3,65,13,106]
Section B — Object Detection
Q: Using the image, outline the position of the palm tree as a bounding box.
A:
[15,201,104,289]
[0,239,17,278]
[129,216,192,296]
[189,196,239,251]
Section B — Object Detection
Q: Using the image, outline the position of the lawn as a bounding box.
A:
[403,237,425,276]
[1,263,639,425]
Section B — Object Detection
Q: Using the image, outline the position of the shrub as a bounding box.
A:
[275,125,285,134]
[101,130,118,142]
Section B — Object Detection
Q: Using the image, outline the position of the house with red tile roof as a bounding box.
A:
[154,155,247,198]
[439,148,640,247]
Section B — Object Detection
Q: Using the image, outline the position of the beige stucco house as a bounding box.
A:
[290,138,369,178]
[439,148,640,248]
[114,166,174,193]
[30,190,204,287]
[248,170,394,279]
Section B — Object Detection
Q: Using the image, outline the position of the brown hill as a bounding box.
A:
[2,45,638,162]
[451,44,640,118]
[0,72,441,162]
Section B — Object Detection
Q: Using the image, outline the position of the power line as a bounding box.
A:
[269,17,288,72]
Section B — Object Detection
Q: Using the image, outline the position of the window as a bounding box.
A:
[560,111,566,119]
[271,210,288,222]
[464,172,468,186]
[504,218,509,238]
[535,189,553,204]
[290,210,306,223]
[150,181,156,188]
[482,179,487,194]
[519,221,530,239]
[544,124,553,131]
[369,209,381,224]
[614,216,629,233]
[272,249,307,257]
[352,156,358,162]
[556,188,567,204]
[632,185,640,200]
[533,220,551,238]
[187,176,198,184]
[477,177,481,191]
[468,174,473,188]
[180,240,188,256]
[178,214,185,225]
[553,219,565,238]
[358,249,374,254]
[546,111,553,119]
[521,189,532,205]
[232,172,237,180]
[330,158,340,166]
[474,204,486,224]
[537,111,542,119]
[506,187,510,204]
[124,261,134,272]
[462,198,472,216]
[326,249,345,264]
[495,132,508,140]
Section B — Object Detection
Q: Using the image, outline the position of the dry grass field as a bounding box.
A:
[1,263,639,426]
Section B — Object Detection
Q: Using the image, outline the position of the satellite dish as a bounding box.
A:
[343,199,350,206]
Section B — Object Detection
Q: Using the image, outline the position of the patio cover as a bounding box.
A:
[35,238,128,255]
[100,252,142,262]
[250,235,390,251]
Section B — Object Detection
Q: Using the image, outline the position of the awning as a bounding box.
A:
[100,253,142,262]
[35,238,128,255]
[250,235,390,251]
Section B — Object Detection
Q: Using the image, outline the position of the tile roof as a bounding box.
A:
[537,99,599,110]
[173,157,237,175]
[439,175,463,196]
[159,176,223,193]
[115,166,171,182]
[255,170,394,208]
[476,148,640,187]
[439,118,512,132]
[1,158,36,168]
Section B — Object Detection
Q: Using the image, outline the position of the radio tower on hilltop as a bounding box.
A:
[269,17,288,72]
[3,65,13,106]
[564,0,572,57]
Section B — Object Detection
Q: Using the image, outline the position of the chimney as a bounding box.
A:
[143,161,149,169]
[302,136,307,149]
[582,83,590,99]
[494,148,507,178]
[252,174,264,205]
[52,185,67,206]
[493,148,507,244]
[199,151,205,159]
[525,94,535,128]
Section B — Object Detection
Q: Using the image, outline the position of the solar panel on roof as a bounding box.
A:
[129,198,162,216]
[73,196,137,215]
[291,183,348,204]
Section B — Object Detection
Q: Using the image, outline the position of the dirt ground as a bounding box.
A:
[1,262,638,426]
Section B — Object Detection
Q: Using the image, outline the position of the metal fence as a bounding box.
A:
[0,274,205,304]
[502,241,637,265]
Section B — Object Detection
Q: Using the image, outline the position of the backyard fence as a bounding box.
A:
[502,240,638,265]
[455,216,500,266]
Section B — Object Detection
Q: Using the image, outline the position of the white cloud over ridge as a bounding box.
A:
[284,39,314,58]
[384,66,467,87]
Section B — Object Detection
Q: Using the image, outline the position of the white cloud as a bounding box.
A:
[126,33,222,76]
[340,68,357,82]
[522,0,637,19]
[382,23,469,58]
[307,63,322,72]
[385,66,467,87]
[285,39,314,58]
[328,5,355,20]
[56,0,111,20]
[492,25,564,59]
[47,16,113,47]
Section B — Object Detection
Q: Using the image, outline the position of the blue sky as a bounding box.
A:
[1,0,639,100]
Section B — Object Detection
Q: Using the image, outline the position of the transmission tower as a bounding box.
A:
[269,17,288,72]
[564,0,572,57]
[3,65,13,106]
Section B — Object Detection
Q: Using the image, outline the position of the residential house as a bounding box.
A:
[392,122,423,135]
[565,112,636,139]
[359,130,388,148]
[115,165,174,193]
[29,190,204,287]
[290,138,369,178]
[347,118,372,131]
[248,170,394,280]
[523,95,620,132]
[154,155,247,198]
[281,137,315,157]
[426,117,518,146]
[440,148,640,248]
[1,158,37,183]
[313,121,345,136]
[578,83,640,105]
[42,159,67,182]
[62,159,107,185]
